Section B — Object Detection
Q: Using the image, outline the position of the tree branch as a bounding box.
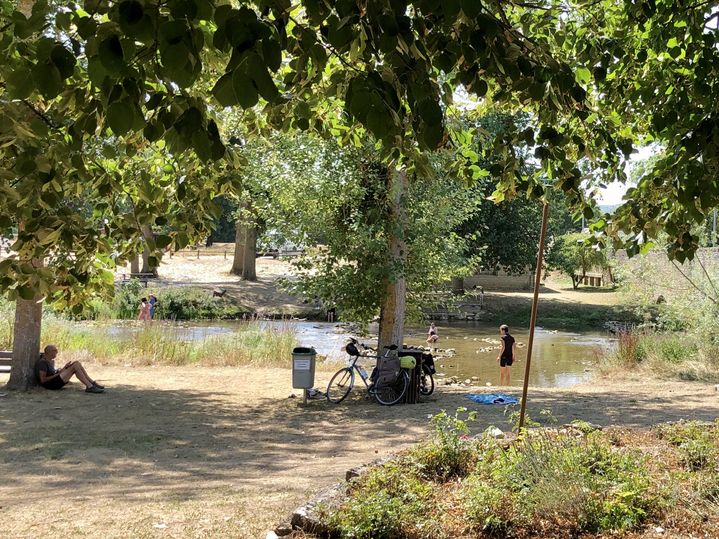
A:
[671,259,719,305]
[22,99,60,130]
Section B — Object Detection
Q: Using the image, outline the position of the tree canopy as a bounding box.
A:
[1,0,718,319]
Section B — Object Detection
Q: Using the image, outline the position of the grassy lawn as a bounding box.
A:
[2,365,719,538]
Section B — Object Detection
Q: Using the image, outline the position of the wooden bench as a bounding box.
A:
[573,272,604,287]
[0,351,11,373]
[120,272,156,287]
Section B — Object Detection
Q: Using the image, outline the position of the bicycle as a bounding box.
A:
[419,358,435,396]
[326,339,409,406]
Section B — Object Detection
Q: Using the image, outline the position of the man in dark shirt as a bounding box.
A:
[496,324,518,386]
[35,345,104,393]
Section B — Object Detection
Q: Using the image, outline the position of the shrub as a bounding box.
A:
[464,431,656,535]
[656,421,719,472]
[411,408,478,480]
[328,462,432,539]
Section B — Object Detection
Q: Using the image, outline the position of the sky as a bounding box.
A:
[597,145,656,205]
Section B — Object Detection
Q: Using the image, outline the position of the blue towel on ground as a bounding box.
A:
[465,393,519,405]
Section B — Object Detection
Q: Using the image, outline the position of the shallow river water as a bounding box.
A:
[98,319,612,388]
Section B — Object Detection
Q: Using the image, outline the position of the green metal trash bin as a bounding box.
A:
[292,346,316,389]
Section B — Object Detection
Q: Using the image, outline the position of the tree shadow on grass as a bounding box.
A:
[1,379,717,505]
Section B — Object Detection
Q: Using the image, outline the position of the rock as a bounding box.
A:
[464,379,472,385]
[471,376,479,381]
[487,427,504,438]
[715,385,719,392]
[272,522,293,536]
[655,526,665,534]
[486,382,492,387]
[289,483,346,536]
[266,532,280,539]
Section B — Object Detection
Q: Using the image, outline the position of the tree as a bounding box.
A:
[262,133,475,325]
[547,233,609,290]
[541,1,719,261]
[0,0,632,383]
[451,112,578,276]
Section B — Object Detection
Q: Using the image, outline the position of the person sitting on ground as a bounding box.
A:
[35,345,105,393]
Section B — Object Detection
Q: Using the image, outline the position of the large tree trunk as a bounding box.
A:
[231,219,245,276]
[241,224,257,281]
[130,254,140,274]
[5,0,42,390]
[140,225,158,275]
[6,298,42,390]
[377,168,408,353]
[231,200,257,280]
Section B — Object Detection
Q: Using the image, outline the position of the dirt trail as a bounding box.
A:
[1,366,717,538]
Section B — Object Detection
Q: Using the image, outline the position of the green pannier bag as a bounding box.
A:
[399,356,416,369]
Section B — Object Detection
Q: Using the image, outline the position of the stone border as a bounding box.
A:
[267,456,394,538]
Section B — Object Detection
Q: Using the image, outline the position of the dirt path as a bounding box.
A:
[1,366,717,538]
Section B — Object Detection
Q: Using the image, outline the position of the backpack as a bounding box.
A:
[372,352,401,388]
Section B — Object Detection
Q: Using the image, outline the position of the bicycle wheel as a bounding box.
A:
[374,370,409,406]
[419,366,435,396]
[326,367,355,404]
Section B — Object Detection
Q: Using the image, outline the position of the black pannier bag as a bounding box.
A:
[422,352,436,374]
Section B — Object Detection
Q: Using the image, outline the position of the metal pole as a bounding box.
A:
[713,209,717,246]
[518,202,550,431]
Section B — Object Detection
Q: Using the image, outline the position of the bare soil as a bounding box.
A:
[1,366,718,538]
[120,249,313,315]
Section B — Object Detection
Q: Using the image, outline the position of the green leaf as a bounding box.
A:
[528,82,545,100]
[6,67,34,99]
[460,0,481,18]
[18,286,37,300]
[118,0,144,32]
[232,70,259,109]
[212,73,236,107]
[33,61,63,99]
[192,130,212,161]
[98,35,125,73]
[365,108,387,138]
[247,53,280,102]
[143,121,164,142]
[575,66,591,84]
[262,38,282,72]
[417,98,442,127]
[106,102,134,136]
[155,235,172,249]
[50,45,76,79]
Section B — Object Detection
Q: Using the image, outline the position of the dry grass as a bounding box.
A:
[2,366,719,538]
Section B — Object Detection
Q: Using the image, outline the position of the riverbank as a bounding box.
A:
[115,252,633,330]
[2,365,717,538]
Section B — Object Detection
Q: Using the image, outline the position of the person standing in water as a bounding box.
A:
[426,322,439,348]
[138,297,151,321]
[496,324,517,385]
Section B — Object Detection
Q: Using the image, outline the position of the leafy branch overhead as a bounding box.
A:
[1,0,718,302]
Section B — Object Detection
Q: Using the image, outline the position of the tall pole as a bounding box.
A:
[713,209,717,246]
[518,202,550,431]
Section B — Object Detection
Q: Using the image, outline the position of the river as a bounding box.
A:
[98,319,611,388]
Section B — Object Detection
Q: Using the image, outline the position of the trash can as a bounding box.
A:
[292,346,316,389]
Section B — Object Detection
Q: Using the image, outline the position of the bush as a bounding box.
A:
[328,462,432,539]
[411,408,478,480]
[154,287,236,320]
[464,431,655,534]
[656,421,719,472]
